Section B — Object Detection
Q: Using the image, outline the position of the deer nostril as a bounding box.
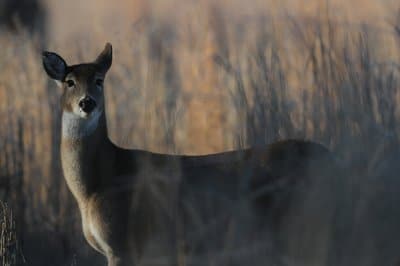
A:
[79,96,97,113]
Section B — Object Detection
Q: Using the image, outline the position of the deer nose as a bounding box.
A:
[79,96,97,113]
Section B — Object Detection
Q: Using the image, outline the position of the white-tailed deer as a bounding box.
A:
[42,43,340,266]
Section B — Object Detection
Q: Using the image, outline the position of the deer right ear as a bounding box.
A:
[42,51,67,81]
[95,43,112,74]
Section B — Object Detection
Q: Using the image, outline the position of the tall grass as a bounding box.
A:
[0,202,20,266]
[0,1,399,265]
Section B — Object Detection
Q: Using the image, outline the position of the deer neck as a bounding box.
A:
[60,109,111,205]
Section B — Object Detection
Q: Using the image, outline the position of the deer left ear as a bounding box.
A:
[42,51,68,81]
[95,43,112,74]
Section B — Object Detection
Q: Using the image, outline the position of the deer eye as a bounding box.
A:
[66,80,75,87]
[95,79,103,87]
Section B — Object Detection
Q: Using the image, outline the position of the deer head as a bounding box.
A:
[42,43,112,138]
[43,43,112,118]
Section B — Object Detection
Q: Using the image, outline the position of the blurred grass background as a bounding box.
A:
[0,0,400,265]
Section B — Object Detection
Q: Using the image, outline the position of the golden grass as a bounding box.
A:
[0,0,399,265]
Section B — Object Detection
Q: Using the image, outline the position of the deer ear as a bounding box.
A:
[95,43,112,74]
[42,51,67,81]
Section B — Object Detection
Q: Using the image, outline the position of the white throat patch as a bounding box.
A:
[62,110,102,139]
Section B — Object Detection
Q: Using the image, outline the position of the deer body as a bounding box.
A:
[43,44,338,266]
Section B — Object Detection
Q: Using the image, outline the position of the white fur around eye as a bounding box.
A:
[64,76,76,90]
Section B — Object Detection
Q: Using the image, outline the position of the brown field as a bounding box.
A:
[0,0,400,265]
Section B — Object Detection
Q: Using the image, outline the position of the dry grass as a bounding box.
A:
[0,0,400,265]
[0,202,19,266]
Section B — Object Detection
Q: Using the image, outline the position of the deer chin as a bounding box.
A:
[62,109,102,139]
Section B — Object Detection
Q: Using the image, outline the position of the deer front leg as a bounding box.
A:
[107,255,133,266]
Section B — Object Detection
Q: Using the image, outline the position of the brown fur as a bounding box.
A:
[43,44,339,266]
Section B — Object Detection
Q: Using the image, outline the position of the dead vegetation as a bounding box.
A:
[0,1,400,265]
